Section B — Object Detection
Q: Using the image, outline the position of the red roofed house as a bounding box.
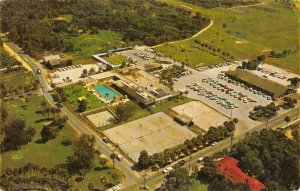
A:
[218,157,266,191]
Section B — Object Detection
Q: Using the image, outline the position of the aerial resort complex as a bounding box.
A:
[1,0,299,190]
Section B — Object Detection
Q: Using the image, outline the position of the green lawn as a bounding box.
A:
[0,68,35,89]
[102,54,127,65]
[74,157,122,190]
[189,179,208,191]
[66,30,124,65]
[63,83,106,111]
[0,95,122,190]
[157,0,299,73]
[1,95,77,168]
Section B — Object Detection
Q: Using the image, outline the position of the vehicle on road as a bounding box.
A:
[37,69,41,74]
[102,136,110,143]
[163,167,173,173]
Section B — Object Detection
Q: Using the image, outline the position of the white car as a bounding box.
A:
[111,186,120,191]
[211,142,218,146]
[198,157,204,163]
[163,167,173,173]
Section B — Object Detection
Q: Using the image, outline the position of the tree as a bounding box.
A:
[81,69,88,78]
[1,105,8,122]
[164,165,190,191]
[197,157,218,183]
[40,125,56,141]
[115,102,137,121]
[77,99,88,112]
[137,150,151,169]
[3,119,36,150]
[284,116,291,125]
[87,183,95,191]
[67,134,95,173]
[110,153,119,169]
[287,77,300,87]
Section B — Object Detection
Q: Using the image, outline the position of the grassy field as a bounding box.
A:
[189,179,208,191]
[0,68,35,89]
[1,95,76,168]
[102,54,128,65]
[156,0,299,73]
[63,83,106,111]
[65,30,124,65]
[0,95,122,190]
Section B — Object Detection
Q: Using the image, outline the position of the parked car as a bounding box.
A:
[163,167,173,173]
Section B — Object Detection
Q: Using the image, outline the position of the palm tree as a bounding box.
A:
[40,100,47,119]
[287,77,300,87]
[110,153,117,168]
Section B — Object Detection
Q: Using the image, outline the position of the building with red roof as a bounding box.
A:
[218,157,266,191]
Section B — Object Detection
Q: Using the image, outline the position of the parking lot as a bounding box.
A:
[103,112,197,162]
[173,61,269,133]
[50,63,104,85]
[171,101,229,131]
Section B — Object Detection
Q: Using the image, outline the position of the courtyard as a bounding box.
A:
[103,112,197,162]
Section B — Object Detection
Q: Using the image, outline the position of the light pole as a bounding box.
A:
[265,118,269,128]
[142,171,148,190]
[188,156,192,174]
[230,136,234,147]
[139,124,142,140]
[230,108,233,120]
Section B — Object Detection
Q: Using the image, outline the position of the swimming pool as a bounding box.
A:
[94,85,121,100]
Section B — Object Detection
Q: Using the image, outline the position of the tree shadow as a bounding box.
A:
[94,166,108,171]
[35,138,48,144]
[35,118,52,123]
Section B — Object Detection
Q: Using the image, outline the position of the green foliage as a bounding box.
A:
[67,134,95,173]
[164,165,190,191]
[77,99,88,112]
[230,129,300,190]
[2,119,36,151]
[115,102,137,121]
[1,0,209,56]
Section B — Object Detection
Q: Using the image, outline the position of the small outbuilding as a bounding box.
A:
[43,55,62,69]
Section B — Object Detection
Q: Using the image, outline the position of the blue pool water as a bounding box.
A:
[94,85,121,100]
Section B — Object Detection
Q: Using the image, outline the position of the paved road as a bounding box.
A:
[5,42,142,188]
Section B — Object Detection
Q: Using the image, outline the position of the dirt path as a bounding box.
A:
[227,1,265,10]
[152,19,214,48]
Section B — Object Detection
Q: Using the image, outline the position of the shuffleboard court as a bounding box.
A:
[103,112,197,162]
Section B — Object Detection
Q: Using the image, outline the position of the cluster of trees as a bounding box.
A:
[0,51,39,98]
[114,102,137,121]
[194,40,234,60]
[270,49,291,58]
[240,60,260,70]
[197,157,250,191]
[230,129,300,190]
[136,120,237,170]
[0,80,39,98]
[0,163,72,190]
[287,77,300,87]
[40,115,68,142]
[181,0,259,8]
[1,119,36,151]
[281,96,297,109]
[0,49,22,72]
[160,64,186,86]
[67,134,95,173]
[158,165,190,191]
[1,0,210,56]
[252,102,279,119]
